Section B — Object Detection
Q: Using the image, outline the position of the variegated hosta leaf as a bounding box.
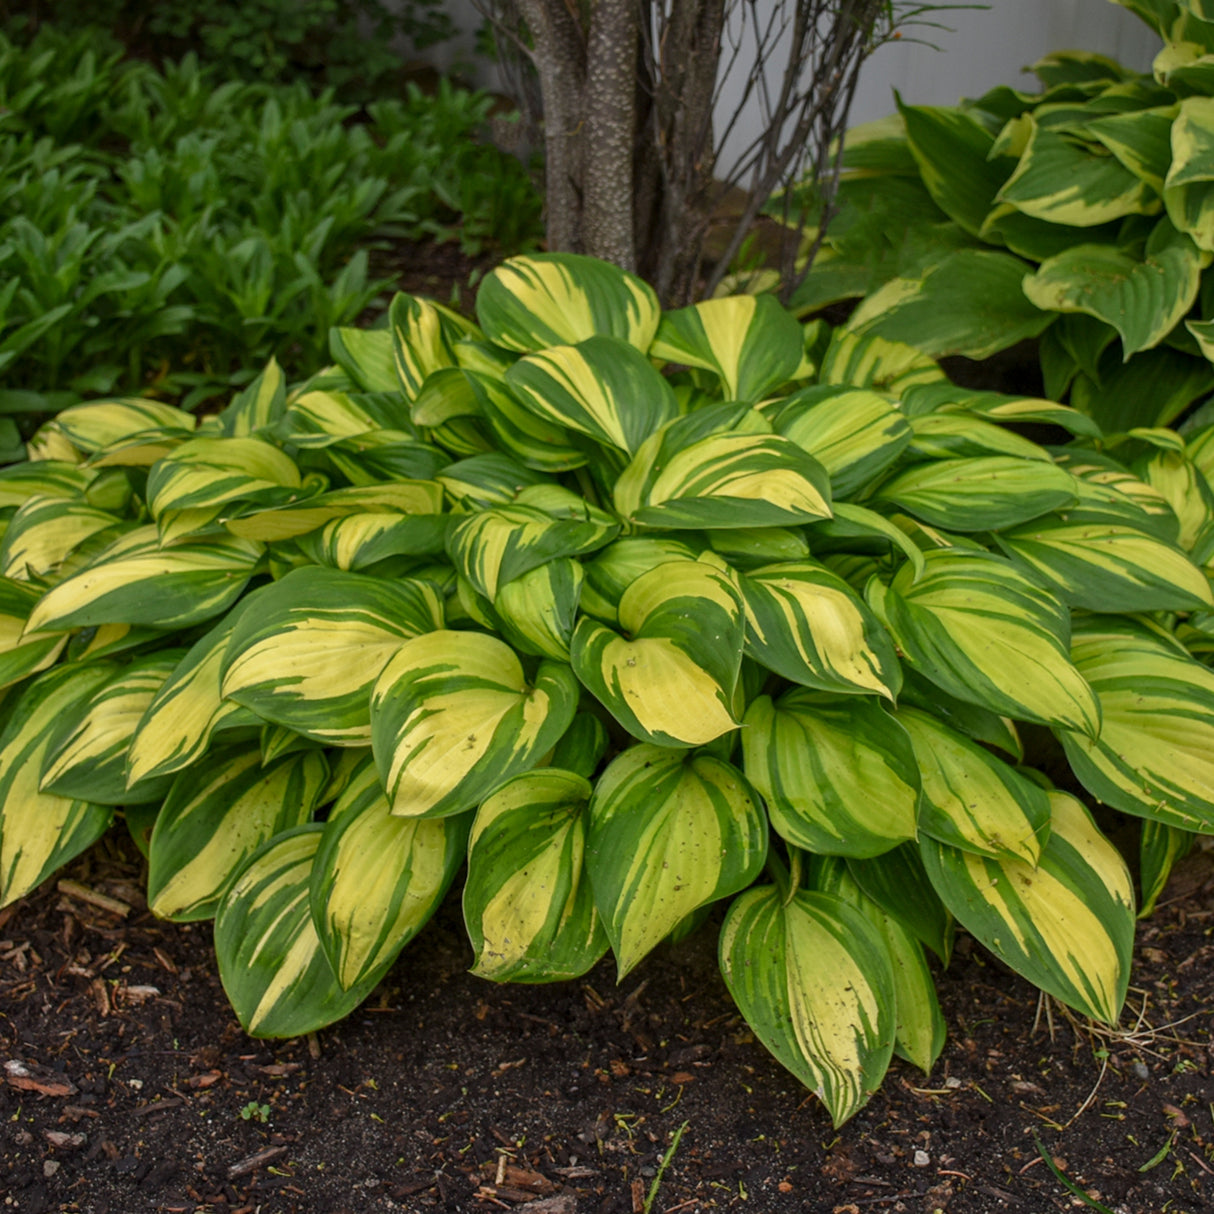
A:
[215,826,378,1037]
[847,843,953,963]
[1,498,125,582]
[476,252,660,353]
[903,383,1102,438]
[297,512,448,571]
[146,436,302,534]
[147,747,329,921]
[922,791,1134,1024]
[549,712,609,779]
[995,517,1213,612]
[0,577,66,692]
[1023,222,1203,357]
[464,768,608,982]
[571,560,744,747]
[1139,820,1193,918]
[817,330,947,395]
[1053,449,1180,540]
[808,502,927,583]
[1058,616,1214,830]
[492,558,583,660]
[311,754,468,989]
[218,357,287,437]
[1164,96,1214,252]
[1133,446,1214,553]
[719,886,895,1126]
[1000,121,1158,227]
[504,336,679,457]
[873,456,1078,532]
[707,527,810,569]
[277,389,423,450]
[845,249,1053,361]
[40,653,181,805]
[391,293,470,399]
[330,326,398,393]
[588,744,767,977]
[225,481,445,543]
[24,525,264,633]
[898,706,1050,865]
[464,370,587,472]
[447,499,618,601]
[580,537,704,624]
[613,407,833,530]
[52,399,196,456]
[898,667,1022,760]
[649,294,804,401]
[0,461,93,508]
[0,662,116,908]
[371,630,579,817]
[907,413,1054,462]
[875,909,946,1075]
[740,561,901,697]
[800,856,944,1074]
[773,385,911,497]
[879,548,1100,736]
[222,566,444,745]
[126,612,258,784]
[741,692,918,858]
[1084,103,1176,194]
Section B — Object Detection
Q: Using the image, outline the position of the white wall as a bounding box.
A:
[712,0,1163,177]
[849,0,1159,126]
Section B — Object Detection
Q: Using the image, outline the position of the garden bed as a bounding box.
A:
[1,838,1211,1214]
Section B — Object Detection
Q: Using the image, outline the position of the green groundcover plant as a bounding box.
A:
[0,22,542,436]
[784,0,1214,436]
[2,253,1213,1126]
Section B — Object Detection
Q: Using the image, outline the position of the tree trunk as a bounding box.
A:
[582,0,639,271]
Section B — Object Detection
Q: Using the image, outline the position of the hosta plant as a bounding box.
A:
[2,253,1213,1126]
[784,0,1214,434]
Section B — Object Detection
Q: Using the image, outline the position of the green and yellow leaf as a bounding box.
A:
[921,791,1134,1024]
[588,744,767,977]
[311,754,468,989]
[371,630,579,817]
[464,767,608,982]
[147,747,328,921]
[719,886,895,1125]
[742,692,918,858]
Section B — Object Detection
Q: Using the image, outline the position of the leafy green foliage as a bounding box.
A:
[0,23,542,422]
[784,21,1214,433]
[2,253,1212,1126]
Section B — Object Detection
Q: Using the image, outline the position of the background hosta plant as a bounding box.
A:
[783,0,1214,435]
[1,252,1211,1127]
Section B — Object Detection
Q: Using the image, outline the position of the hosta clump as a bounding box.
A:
[2,254,1213,1127]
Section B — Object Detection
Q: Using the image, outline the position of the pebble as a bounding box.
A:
[913,1150,931,1167]
[1131,1061,1149,1080]
[944,1077,962,1089]
[43,1160,60,1178]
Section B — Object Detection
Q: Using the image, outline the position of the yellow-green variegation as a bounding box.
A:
[739,561,902,697]
[649,294,804,401]
[570,559,744,747]
[371,630,578,817]
[742,692,919,858]
[922,791,1134,1024]
[879,548,1100,735]
[463,767,608,982]
[0,662,116,907]
[310,754,469,989]
[719,885,896,1126]
[1058,616,1214,830]
[587,744,767,977]
[215,826,379,1037]
[147,747,329,921]
[221,566,444,745]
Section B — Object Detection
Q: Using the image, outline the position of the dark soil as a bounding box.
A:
[1,837,1212,1214]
